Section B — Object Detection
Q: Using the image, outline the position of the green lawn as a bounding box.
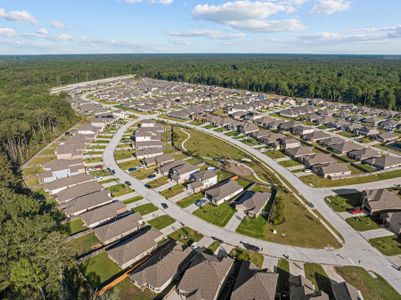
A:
[122,196,143,205]
[242,137,259,146]
[160,184,185,199]
[147,176,169,188]
[107,183,133,197]
[99,178,117,185]
[369,235,401,256]
[24,175,39,188]
[300,169,401,187]
[114,150,134,160]
[236,191,341,249]
[113,278,156,300]
[216,169,232,181]
[118,159,141,170]
[325,193,361,212]
[30,156,56,165]
[69,232,101,256]
[335,266,401,300]
[64,218,86,235]
[225,131,236,136]
[252,185,271,193]
[214,127,226,132]
[176,193,203,208]
[147,215,175,229]
[304,263,333,296]
[207,241,221,253]
[130,167,156,180]
[83,157,103,164]
[229,247,264,269]
[278,159,302,168]
[189,120,204,126]
[193,202,235,227]
[346,216,380,231]
[80,252,121,287]
[89,169,111,177]
[203,124,217,129]
[22,166,43,176]
[133,203,158,216]
[168,226,203,246]
[265,150,286,159]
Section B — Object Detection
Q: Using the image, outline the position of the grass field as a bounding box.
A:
[300,169,401,187]
[236,191,341,249]
[168,226,203,246]
[122,196,143,205]
[160,184,185,199]
[176,193,203,208]
[369,235,401,256]
[325,193,361,212]
[335,266,401,300]
[345,216,380,231]
[107,183,132,197]
[304,263,332,296]
[80,252,121,287]
[69,232,101,256]
[230,247,264,269]
[193,202,235,227]
[147,215,175,229]
[133,203,158,216]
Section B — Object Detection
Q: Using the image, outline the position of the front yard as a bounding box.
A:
[345,216,380,231]
[107,183,133,197]
[147,215,175,229]
[304,263,332,297]
[160,184,185,199]
[369,235,401,256]
[176,193,203,208]
[229,247,264,269]
[147,176,169,188]
[325,193,361,212]
[133,203,158,216]
[193,202,236,227]
[168,226,203,246]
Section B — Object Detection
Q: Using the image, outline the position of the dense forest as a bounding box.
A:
[1,54,401,299]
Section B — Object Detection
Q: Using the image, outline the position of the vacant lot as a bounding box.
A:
[193,202,235,227]
[236,191,341,249]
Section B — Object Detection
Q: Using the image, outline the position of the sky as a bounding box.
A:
[0,0,401,54]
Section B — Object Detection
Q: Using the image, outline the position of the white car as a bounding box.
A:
[190,242,199,250]
[304,169,312,173]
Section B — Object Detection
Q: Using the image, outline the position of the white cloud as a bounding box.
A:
[0,7,38,23]
[172,39,191,45]
[311,0,351,15]
[192,1,304,32]
[50,21,65,29]
[124,0,143,3]
[36,28,48,36]
[166,29,244,39]
[155,0,173,4]
[0,27,16,37]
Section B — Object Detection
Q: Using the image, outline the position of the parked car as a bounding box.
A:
[351,207,363,214]
[161,203,168,209]
[125,181,131,186]
[191,242,199,250]
[304,169,312,173]
[128,167,136,172]
[145,184,151,189]
[147,174,156,179]
[195,199,207,207]
[307,201,315,208]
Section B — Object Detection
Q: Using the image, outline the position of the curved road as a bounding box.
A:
[104,119,401,293]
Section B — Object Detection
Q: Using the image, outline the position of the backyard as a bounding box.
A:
[69,232,101,256]
[80,252,121,287]
[325,193,361,212]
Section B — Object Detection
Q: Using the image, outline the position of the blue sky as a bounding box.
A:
[0,0,401,54]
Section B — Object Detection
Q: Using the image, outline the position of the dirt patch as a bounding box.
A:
[223,161,253,177]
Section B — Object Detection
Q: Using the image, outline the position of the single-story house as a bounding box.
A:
[312,163,351,179]
[205,180,243,205]
[362,189,401,215]
[62,190,114,217]
[234,191,271,218]
[363,156,401,170]
[348,148,380,161]
[170,163,200,184]
[80,201,128,228]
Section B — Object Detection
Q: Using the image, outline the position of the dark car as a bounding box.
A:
[125,181,131,186]
[145,184,151,189]
[128,167,136,172]
[161,203,168,209]
[307,201,315,208]
[147,174,156,179]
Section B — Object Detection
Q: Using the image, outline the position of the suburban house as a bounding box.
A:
[40,159,85,183]
[285,146,315,161]
[42,173,94,194]
[107,228,163,269]
[205,180,243,205]
[292,125,314,136]
[373,131,399,143]
[302,131,330,142]
[77,124,101,136]
[361,189,401,215]
[158,160,188,176]
[135,140,164,150]
[328,141,363,155]
[318,137,345,147]
[362,116,381,127]
[238,122,259,135]
[348,148,380,161]
[130,242,192,294]
[143,154,175,167]
[231,261,278,300]
[234,191,271,218]
[187,170,218,193]
[140,119,158,128]
[363,156,401,170]
[176,253,234,300]
[260,133,286,149]
[289,275,329,300]
[280,138,301,150]
[134,128,161,142]
[79,201,127,228]
[54,181,104,204]
[378,119,399,131]
[332,281,361,300]
[170,163,200,184]
[381,212,401,236]
[312,163,351,179]
[303,154,337,168]
[136,148,164,160]
[94,213,143,245]
[61,190,113,217]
